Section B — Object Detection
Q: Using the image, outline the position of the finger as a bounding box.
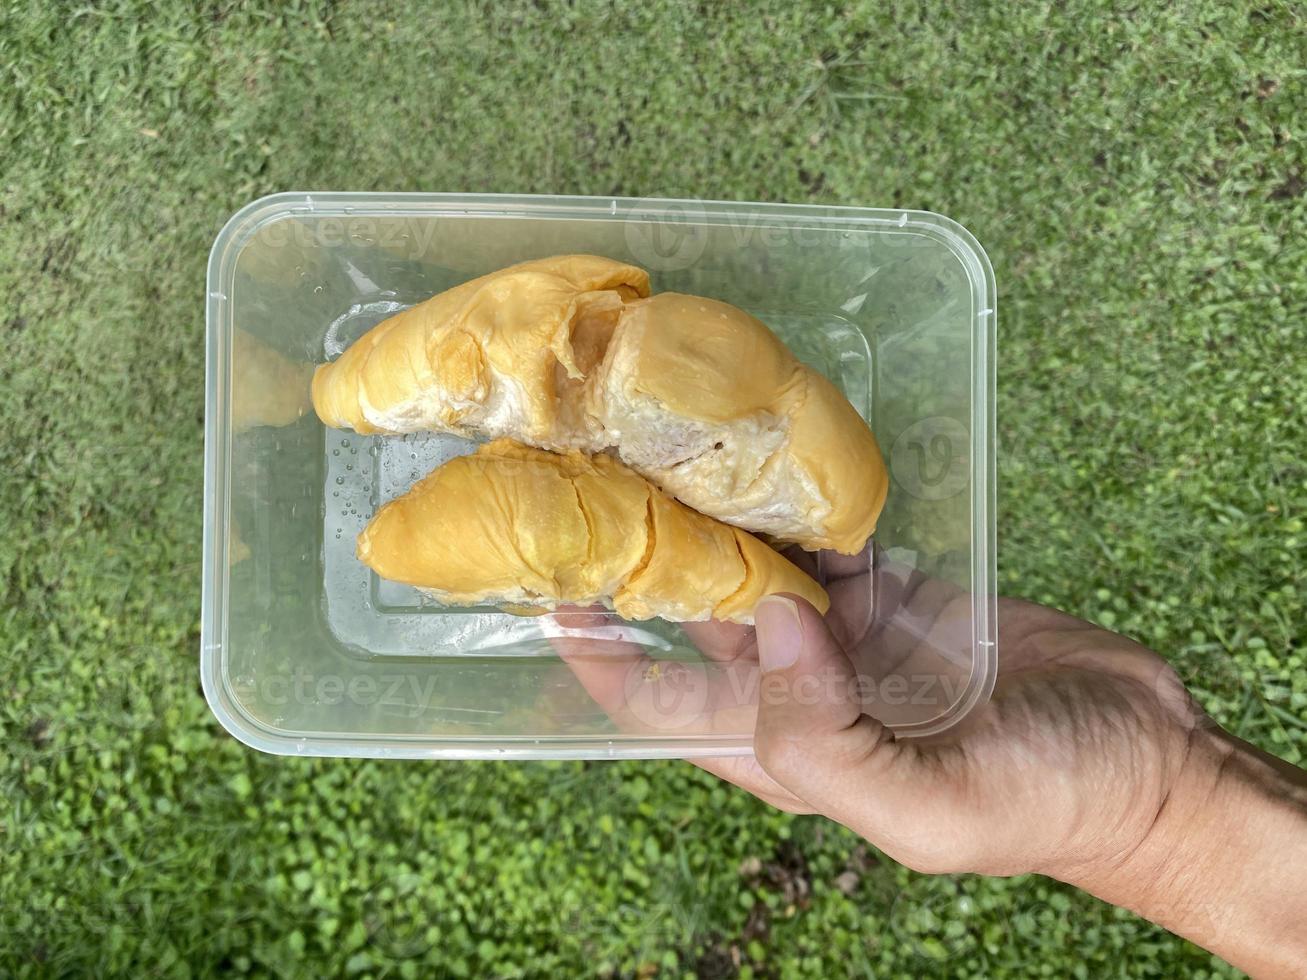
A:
[549,608,815,813]
[850,563,969,678]
[755,596,1024,874]
[780,544,876,649]
[688,757,814,814]
[752,594,928,840]
[826,570,875,650]
[549,610,763,737]
[547,606,653,717]
[680,619,756,663]
[816,540,875,581]
[551,603,612,629]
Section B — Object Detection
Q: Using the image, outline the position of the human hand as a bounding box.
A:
[551,546,1307,977]
[553,546,1196,879]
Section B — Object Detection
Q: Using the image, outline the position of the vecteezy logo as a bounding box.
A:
[620,658,712,732]
[623,198,710,272]
[890,416,970,501]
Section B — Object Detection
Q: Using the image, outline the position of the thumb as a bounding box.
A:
[752,593,904,828]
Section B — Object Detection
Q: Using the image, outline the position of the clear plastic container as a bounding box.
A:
[203,193,996,759]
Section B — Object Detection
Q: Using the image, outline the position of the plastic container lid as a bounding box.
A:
[202,193,996,759]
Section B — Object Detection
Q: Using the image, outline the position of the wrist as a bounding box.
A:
[1069,724,1307,976]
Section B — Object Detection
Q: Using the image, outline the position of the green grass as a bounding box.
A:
[2,0,1304,975]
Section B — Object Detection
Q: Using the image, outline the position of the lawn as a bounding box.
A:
[1,0,1304,976]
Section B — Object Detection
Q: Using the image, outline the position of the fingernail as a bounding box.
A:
[755,595,802,673]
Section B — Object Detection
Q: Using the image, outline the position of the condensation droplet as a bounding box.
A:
[335,476,344,485]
